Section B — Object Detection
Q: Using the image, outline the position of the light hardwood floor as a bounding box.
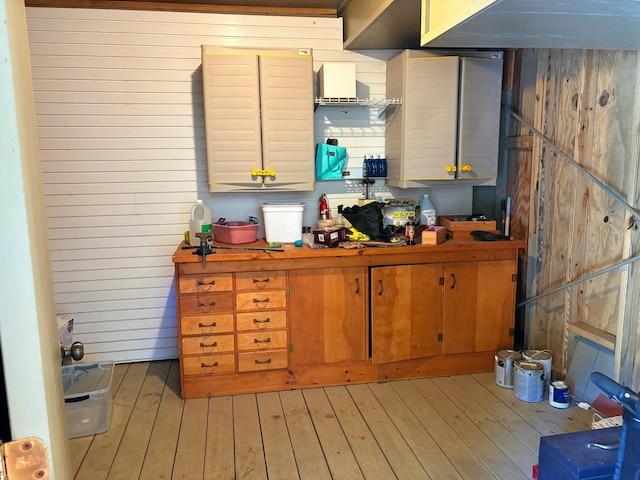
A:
[68,360,594,480]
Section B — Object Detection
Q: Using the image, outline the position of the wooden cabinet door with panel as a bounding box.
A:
[289,267,367,366]
[443,260,516,354]
[370,264,443,364]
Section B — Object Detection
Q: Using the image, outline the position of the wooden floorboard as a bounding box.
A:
[67,360,604,480]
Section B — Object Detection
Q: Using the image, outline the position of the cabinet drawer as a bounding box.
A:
[182,334,235,355]
[236,271,286,291]
[238,350,288,372]
[179,292,234,315]
[237,330,287,351]
[179,273,233,294]
[182,354,236,376]
[236,310,287,331]
[180,314,234,335]
[236,290,287,311]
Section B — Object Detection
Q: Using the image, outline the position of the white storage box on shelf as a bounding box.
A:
[261,203,305,243]
[62,361,114,438]
[56,314,73,348]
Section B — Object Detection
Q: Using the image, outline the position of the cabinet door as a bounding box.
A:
[289,267,367,366]
[259,52,315,189]
[371,264,443,364]
[443,260,515,354]
[202,47,262,189]
[457,57,503,180]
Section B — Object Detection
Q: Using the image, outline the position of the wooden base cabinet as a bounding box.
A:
[289,267,368,367]
[371,259,517,363]
[173,241,524,398]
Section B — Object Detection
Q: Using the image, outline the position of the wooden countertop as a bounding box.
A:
[173,237,527,269]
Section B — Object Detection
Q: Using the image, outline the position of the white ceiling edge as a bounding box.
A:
[420,0,640,50]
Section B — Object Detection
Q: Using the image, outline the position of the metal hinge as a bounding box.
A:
[0,437,49,479]
[286,285,293,295]
[287,344,294,352]
[512,274,517,282]
[509,328,515,337]
[437,333,443,342]
[439,277,444,286]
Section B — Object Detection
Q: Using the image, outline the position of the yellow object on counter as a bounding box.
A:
[347,227,370,242]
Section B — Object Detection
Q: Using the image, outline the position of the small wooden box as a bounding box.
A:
[421,226,447,245]
[439,216,498,240]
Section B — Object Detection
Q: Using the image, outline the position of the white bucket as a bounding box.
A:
[549,381,570,408]
[513,360,545,402]
[261,203,305,243]
[523,349,552,390]
[495,350,522,389]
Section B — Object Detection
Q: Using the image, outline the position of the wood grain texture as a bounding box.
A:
[70,360,596,480]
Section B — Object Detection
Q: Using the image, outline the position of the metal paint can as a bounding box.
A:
[549,381,570,408]
[523,349,552,390]
[513,360,545,402]
[494,350,522,389]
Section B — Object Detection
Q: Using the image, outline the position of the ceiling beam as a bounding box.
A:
[25,0,338,17]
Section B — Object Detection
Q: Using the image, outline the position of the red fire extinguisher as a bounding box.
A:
[319,194,329,220]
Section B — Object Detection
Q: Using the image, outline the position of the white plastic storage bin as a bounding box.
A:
[261,203,305,243]
[62,361,114,438]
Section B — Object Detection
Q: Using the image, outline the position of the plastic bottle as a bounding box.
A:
[420,194,437,227]
[362,154,371,178]
[189,199,212,246]
[336,205,344,227]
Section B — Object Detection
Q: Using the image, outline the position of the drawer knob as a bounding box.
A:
[200,341,218,348]
[255,358,272,365]
[198,321,217,328]
[200,362,219,368]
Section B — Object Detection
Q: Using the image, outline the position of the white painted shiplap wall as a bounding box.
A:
[26,7,474,363]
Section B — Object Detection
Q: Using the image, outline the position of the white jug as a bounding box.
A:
[188,199,212,246]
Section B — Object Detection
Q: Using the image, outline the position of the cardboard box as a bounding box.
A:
[439,215,498,240]
[56,315,74,348]
[421,226,446,245]
[318,62,356,99]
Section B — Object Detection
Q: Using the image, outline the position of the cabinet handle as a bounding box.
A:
[198,321,217,328]
[450,273,456,289]
[253,278,270,285]
[200,362,219,368]
[254,337,271,344]
[377,279,384,296]
[254,358,272,365]
[253,298,270,304]
[197,280,216,287]
[198,301,216,307]
[445,165,457,173]
[355,278,360,295]
[200,341,218,348]
[460,164,472,172]
[253,317,271,324]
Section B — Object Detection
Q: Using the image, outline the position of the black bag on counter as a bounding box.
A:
[342,202,392,242]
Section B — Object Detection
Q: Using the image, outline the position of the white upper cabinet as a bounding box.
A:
[202,46,315,193]
[385,50,502,188]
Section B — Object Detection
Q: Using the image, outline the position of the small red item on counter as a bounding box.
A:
[319,194,329,220]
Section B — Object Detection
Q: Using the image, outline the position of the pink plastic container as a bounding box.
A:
[212,222,258,244]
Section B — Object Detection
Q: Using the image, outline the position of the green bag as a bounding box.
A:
[315,143,347,180]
